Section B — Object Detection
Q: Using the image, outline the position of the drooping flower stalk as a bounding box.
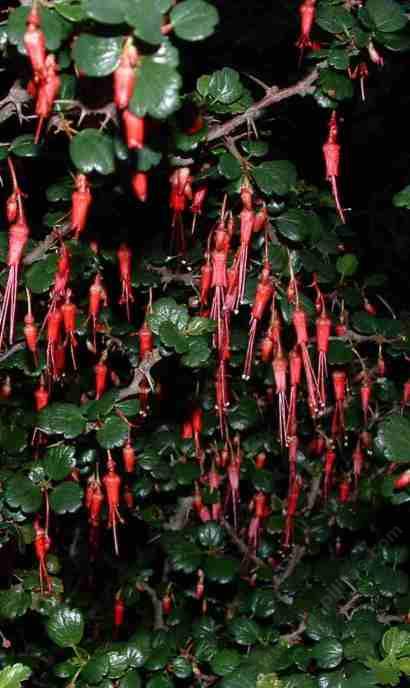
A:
[322,110,346,223]
[103,452,124,556]
[283,474,302,547]
[61,289,78,370]
[117,243,134,321]
[323,446,336,501]
[169,167,192,254]
[235,198,255,309]
[287,347,302,437]
[272,341,288,447]
[293,305,321,417]
[210,228,229,356]
[243,263,273,380]
[331,370,347,438]
[316,310,332,406]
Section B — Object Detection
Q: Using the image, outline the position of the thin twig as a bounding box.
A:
[117,350,162,400]
[281,620,307,644]
[0,341,25,363]
[206,69,319,143]
[164,497,194,531]
[273,544,306,590]
[137,583,165,630]
[146,264,197,289]
[221,518,268,570]
[339,592,362,618]
[305,474,322,514]
[23,222,71,266]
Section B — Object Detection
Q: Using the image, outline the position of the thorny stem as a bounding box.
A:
[117,349,163,400]
[23,221,72,265]
[163,497,194,531]
[206,68,319,143]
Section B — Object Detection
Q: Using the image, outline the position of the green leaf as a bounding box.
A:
[55,3,86,22]
[186,317,215,336]
[46,177,73,202]
[106,649,131,678]
[365,657,400,686]
[221,668,259,688]
[5,476,41,513]
[24,254,58,294]
[241,140,269,157]
[146,676,174,688]
[83,0,129,24]
[10,135,41,158]
[43,445,76,481]
[120,670,142,688]
[171,657,192,679]
[148,298,189,334]
[229,398,259,432]
[218,152,242,180]
[167,540,202,573]
[328,47,350,70]
[253,161,297,196]
[181,338,211,367]
[126,0,164,44]
[376,30,410,50]
[38,403,86,439]
[70,129,115,175]
[319,70,354,101]
[276,209,308,242]
[84,390,119,421]
[397,658,410,674]
[130,51,181,119]
[73,34,123,77]
[159,322,189,353]
[336,254,359,277]
[312,640,344,669]
[49,482,83,514]
[47,607,84,648]
[7,6,69,53]
[268,244,288,273]
[211,650,241,676]
[316,5,356,34]
[248,589,276,619]
[174,462,200,485]
[197,521,225,548]
[328,340,353,365]
[305,610,341,641]
[366,0,407,32]
[257,676,284,688]
[207,68,243,104]
[171,0,219,41]
[375,414,410,462]
[0,665,31,688]
[0,590,31,620]
[316,672,345,688]
[203,556,239,584]
[115,398,140,418]
[382,627,410,657]
[229,617,262,645]
[135,146,162,171]
[81,654,110,685]
[393,185,410,208]
[97,415,129,449]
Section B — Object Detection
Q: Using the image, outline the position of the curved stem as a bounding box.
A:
[206,68,319,143]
